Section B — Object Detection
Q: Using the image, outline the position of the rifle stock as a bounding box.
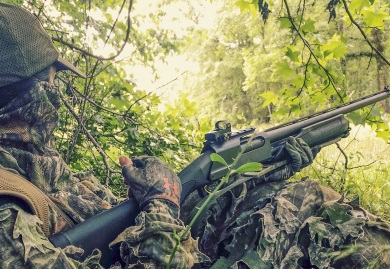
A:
[50,88,390,267]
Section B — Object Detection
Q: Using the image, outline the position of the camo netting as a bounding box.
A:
[181,177,390,269]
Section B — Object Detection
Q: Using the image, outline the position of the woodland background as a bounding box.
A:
[7,0,390,220]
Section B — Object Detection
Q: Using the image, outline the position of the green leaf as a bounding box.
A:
[276,61,295,79]
[233,162,262,174]
[109,96,127,110]
[349,0,370,12]
[235,0,258,15]
[279,17,293,29]
[301,18,315,35]
[361,9,388,30]
[260,91,279,108]
[310,91,328,103]
[346,111,367,125]
[210,153,228,166]
[285,47,300,62]
[321,34,347,59]
[291,74,305,88]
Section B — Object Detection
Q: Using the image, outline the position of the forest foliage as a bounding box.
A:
[8,0,390,218]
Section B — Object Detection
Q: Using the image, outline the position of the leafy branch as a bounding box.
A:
[166,135,262,268]
[340,0,390,67]
[58,76,169,149]
[293,54,312,100]
[283,0,344,102]
[52,0,133,62]
[58,90,120,184]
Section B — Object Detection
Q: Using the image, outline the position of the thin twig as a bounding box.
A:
[58,77,139,125]
[293,54,311,100]
[349,161,376,169]
[104,0,127,45]
[52,0,133,62]
[336,143,348,169]
[59,91,113,184]
[283,0,344,102]
[341,0,390,67]
[125,93,154,116]
[154,71,187,91]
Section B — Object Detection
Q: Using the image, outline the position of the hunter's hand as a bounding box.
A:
[285,137,320,172]
[119,156,181,209]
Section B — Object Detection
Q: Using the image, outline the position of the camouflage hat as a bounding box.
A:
[0,3,85,88]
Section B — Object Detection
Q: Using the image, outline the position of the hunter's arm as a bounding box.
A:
[0,200,103,269]
[0,199,206,269]
[111,199,208,268]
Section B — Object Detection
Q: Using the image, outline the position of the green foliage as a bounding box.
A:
[210,153,228,166]
[11,1,211,197]
[182,0,390,129]
[233,162,262,174]
[167,148,262,268]
[292,125,390,220]
[55,66,210,195]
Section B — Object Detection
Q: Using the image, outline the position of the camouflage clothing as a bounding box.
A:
[181,177,390,269]
[0,80,204,268]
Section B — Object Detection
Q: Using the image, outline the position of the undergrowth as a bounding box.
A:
[292,124,390,221]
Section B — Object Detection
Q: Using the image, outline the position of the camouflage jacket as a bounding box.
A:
[182,177,390,269]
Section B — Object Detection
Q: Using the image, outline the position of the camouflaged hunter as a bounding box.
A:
[1,2,390,269]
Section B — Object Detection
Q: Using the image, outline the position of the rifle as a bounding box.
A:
[49,88,390,268]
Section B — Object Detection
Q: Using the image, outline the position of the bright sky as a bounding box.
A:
[88,0,220,102]
[42,0,219,102]
[122,0,219,100]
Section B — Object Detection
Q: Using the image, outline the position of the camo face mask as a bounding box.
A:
[0,80,60,151]
[0,80,115,226]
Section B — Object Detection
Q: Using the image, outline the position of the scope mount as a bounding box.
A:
[204,120,232,144]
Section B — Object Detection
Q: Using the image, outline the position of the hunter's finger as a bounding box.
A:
[121,157,146,187]
[120,156,134,185]
[296,138,313,164]
[311,146,321,158]
[285,137,302,172]
[119,156,133,167]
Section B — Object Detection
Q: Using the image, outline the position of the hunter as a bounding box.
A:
[1,3,390,269]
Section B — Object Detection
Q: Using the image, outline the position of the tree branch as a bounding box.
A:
[283,0,344,102]
[59,90,114,184]
[58,77,140,125]
[336,142,348,169]
[52,0,133,62]
[341,0,390,66]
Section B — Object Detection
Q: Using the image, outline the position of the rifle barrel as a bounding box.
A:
[265,89,390,142]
